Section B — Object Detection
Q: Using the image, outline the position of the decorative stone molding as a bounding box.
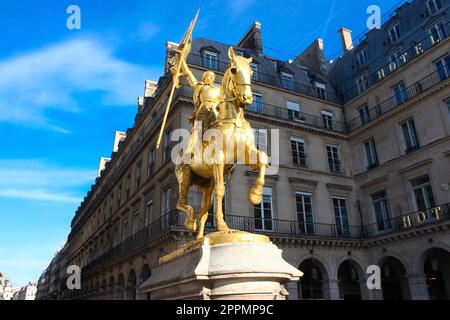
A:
[397,158,433,175]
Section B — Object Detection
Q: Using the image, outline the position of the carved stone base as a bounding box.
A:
[138,230,302,300]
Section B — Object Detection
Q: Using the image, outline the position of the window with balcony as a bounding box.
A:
[135,160,142,189]
[315,82,326,100]
[411,175,436,213]
[358,104,370,125]
[401,118,419,153]
[253,187,273,231]
[356,75,368,94]
[393,82,407,105]
[333,197,350,236]
[290,136,307,167]
[250,63,258,81]
[364,138,379,170]
[321,110,334,130]
[147,147,155,178]
[295,192,314,234]
[287,101,302,121]
[117,184,122,208]
[428,21,446,43]
[249,93,263,112]
[356,48,368,68]
[125,174,130,200]
[164,128,172,162]
[122,219,128,241]
[446,99,450,119]
[435,55,450,81]
[202,50,218,70]
[426,0,442,15]
[388,50,402,69]
[253,128,268,153]
[144,200,153,227]
[162,187,171,215]
[281,72,294,90]
[326,145,341,173]
[132,211,139,235]
[388,24,400,44]
[372,191,392,232]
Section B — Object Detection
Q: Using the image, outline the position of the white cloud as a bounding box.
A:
[136,22,160,42]
[0,189,81,203]
[0,37,159,131]
[228,0,256,17]
[0,159,96,203]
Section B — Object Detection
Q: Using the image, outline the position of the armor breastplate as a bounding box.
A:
[199,85,221,107]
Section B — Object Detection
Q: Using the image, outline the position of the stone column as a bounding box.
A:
[284,282,299,300]
[323,279,340,300]
[406,273,429,300]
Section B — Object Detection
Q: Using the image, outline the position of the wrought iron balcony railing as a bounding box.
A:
[175,85,347,133]
[346,65,450,132]
[362,202,450,238]
[81,202,450,274]
[186,53,341,104]
[340,21,450,104]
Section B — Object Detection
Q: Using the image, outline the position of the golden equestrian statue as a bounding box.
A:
[156,11,269,240]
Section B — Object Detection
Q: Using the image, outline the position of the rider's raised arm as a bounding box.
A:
[182,59,198,87]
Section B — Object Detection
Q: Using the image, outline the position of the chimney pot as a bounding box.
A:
[338,28,353,52]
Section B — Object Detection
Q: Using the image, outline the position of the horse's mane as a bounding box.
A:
[220,67,234,100]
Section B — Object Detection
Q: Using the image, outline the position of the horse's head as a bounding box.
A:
[226,47,253,106]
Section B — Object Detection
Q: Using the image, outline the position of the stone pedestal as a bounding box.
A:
[139,231,302,300]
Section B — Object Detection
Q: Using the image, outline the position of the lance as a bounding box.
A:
[156,9,200,149]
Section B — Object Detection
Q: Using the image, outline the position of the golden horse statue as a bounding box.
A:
[175,47,269,240]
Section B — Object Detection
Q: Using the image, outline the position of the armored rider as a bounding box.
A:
[179,59,221,158]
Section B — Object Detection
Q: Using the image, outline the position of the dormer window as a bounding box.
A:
[203,50,218,70]
[426,0,442,16]
[314,82,326,100]
[356,75,368,94]
[388,24,400,44]
[281,72,294,90]
[356,48,368,68]
[250,63,258,81]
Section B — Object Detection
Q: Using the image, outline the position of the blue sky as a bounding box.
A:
[0,0,402,287]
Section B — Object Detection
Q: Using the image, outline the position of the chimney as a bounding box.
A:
[113,131,126,153]
[144,80,157,97]
[294,38,328,76]
[97,157,111,177]
[165,41,179,73]
[236,21,263,55]
[137,96,144,115]
[338,28,353,52]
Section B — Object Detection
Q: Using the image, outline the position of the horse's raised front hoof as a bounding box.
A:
[184,217,197,232]
[248,185,263,205]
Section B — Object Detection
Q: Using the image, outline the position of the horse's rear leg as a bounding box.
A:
[196,181,215,240]
[175,165,196,232]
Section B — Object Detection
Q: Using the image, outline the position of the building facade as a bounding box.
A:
[1,277,18,301]
[14,282,37,300]
[38,0,450,300]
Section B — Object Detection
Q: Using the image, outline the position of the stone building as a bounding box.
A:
[15,282,37,300]
[38,0,450,300]
[1,278,17,301]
